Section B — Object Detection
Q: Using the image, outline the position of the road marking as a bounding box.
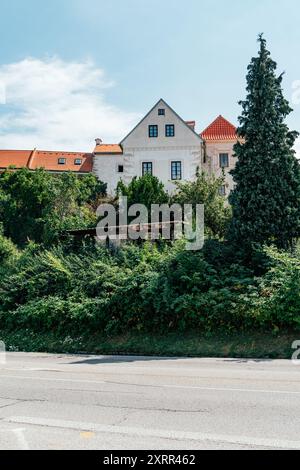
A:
[1,373,300,395]
[159,384,300,395]
[5,416,300,450]
[80,432,95,439]
[0,375,105,385]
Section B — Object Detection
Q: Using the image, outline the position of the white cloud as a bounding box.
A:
[0,57,140,151]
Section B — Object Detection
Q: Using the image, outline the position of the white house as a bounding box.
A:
[0,99,238,198]
[93,99,204,195]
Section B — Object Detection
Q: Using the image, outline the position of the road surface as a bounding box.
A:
[0,353,299,450]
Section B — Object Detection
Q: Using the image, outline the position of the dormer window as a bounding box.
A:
[158,109,165,116]
[74,158,82,165]
[58,158,66,165]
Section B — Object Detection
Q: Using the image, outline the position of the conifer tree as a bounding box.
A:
[229,34,300,250]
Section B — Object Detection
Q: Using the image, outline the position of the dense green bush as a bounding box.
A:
[1,239,298,335]
[0,169,106,246]
[0,226,19,273]
[0,169,299,338]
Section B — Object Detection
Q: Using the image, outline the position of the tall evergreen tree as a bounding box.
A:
[229,34,300,250]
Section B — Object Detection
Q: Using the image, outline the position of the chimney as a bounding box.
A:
[186,121,196,131]
[95,138,103,146]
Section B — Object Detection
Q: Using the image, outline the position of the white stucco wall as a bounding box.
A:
[122,146,202,193]
[93,99,203,195]
[93,155,124,195]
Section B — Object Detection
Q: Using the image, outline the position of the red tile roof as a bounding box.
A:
[0,150,33,169]
[201,115,237,141]
[29,150,93,172]
[0,149,93,173]
[94,144,123,154]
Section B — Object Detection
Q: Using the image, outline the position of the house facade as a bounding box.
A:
[0,99,238,197]
[201,115,238,196]
[93,99,203,194]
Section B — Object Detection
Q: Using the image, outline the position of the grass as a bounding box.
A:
[0,329,298,359]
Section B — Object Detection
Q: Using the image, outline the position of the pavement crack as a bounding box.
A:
[93,402,208,413]
[0,401,20,410]
[0,396,46,405]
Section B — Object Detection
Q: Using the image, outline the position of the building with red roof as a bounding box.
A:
[0,101,239,197]
[201,115,237,142]
[0,149,93,174]
[201,115,238,197]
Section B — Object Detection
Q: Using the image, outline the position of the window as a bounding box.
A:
[219,185,226,196]
[171,161,182,180]
[148,125,158,138]
[219,153,229,168]
[158,109,165,116]
[166,124,175,137]
[118,165,124,173]
[142,162,153,176]
[58,158,66,165]
[74,158,82,165]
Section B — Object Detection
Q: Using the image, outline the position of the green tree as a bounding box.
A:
[173,170,231,238]
[229,34,300,250]
[116,174,169,211]
[0,169,105,246]
[0,224,19,272]
[0,168,55,246]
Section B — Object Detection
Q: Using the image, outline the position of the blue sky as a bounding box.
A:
[0,0,300,151]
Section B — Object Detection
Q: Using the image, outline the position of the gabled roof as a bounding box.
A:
[0,149,33,169]
[0,149,93,173]
[201,115,237,141]
[120,98,202,145]
[94,144,123,155]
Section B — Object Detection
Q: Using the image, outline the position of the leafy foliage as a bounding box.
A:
[173,169,232,238]
[1,238,299,335]
[117,174,169,211]
[229,35,300,249]
[0,169,106,246]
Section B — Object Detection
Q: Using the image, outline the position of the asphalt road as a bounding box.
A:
[0,352,299,450]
